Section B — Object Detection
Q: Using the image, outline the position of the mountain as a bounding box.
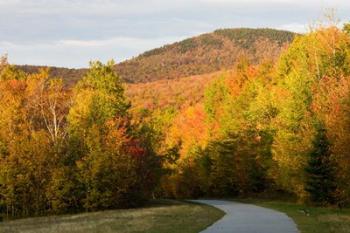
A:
[115,28,296,83]
[17,65,88,86]
[17,28,297,85]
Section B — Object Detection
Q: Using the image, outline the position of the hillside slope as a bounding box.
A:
[126,71,219,113]
[17,28,296,85]
[116,28,296,83]
[17,65,87,86]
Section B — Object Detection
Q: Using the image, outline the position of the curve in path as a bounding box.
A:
[192,200,299,233]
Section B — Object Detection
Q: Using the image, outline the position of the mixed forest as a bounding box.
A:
[1,23,350,218]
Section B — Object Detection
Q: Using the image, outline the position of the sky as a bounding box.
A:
[1,0,350,68]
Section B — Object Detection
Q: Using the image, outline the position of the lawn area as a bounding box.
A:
[0,200,224,233]
[240,198,350,233]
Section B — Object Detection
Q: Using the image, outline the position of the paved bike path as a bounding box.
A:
[192,200,299,233]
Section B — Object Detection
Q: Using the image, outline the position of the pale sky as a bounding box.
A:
[1,0,349,68]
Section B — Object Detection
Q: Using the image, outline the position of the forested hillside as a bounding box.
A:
[126,71,218,112]
[17,28,296,85]
[116,28,296,83]
[1,24,350,220]
[17,65,87,86]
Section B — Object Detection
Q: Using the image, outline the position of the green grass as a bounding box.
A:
[0,200,224,233]
[238,198,350,233]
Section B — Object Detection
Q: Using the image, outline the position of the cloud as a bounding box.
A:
[58,36,186,49]
[200,0,350,6]
[200,0,294,4]
[0,0,192,17]
[277,23,309,33]
[1,0,350,67]
[1,35,185,68]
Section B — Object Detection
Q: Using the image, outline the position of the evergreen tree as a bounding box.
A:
[344,23,350,35]
[208,136,239,197]
[305,124,337,205]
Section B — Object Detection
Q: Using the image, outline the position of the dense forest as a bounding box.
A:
[152,24,350,205]
[17,28,296,85]
[126,72,215,112]
[1,23,350,219]
[0,60,161,216]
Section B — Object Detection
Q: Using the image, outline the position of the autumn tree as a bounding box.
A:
[0,59,161,217]
[67,61,159,210]
[272,25,350,199]
[0,66,68,216]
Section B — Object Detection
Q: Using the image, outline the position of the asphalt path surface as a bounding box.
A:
[192,200,299,233]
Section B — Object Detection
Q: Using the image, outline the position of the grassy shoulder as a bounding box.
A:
[0,200,224,233]
[237,198,350,233]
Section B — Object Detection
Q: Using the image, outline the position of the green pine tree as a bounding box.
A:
[305,124,337,205]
